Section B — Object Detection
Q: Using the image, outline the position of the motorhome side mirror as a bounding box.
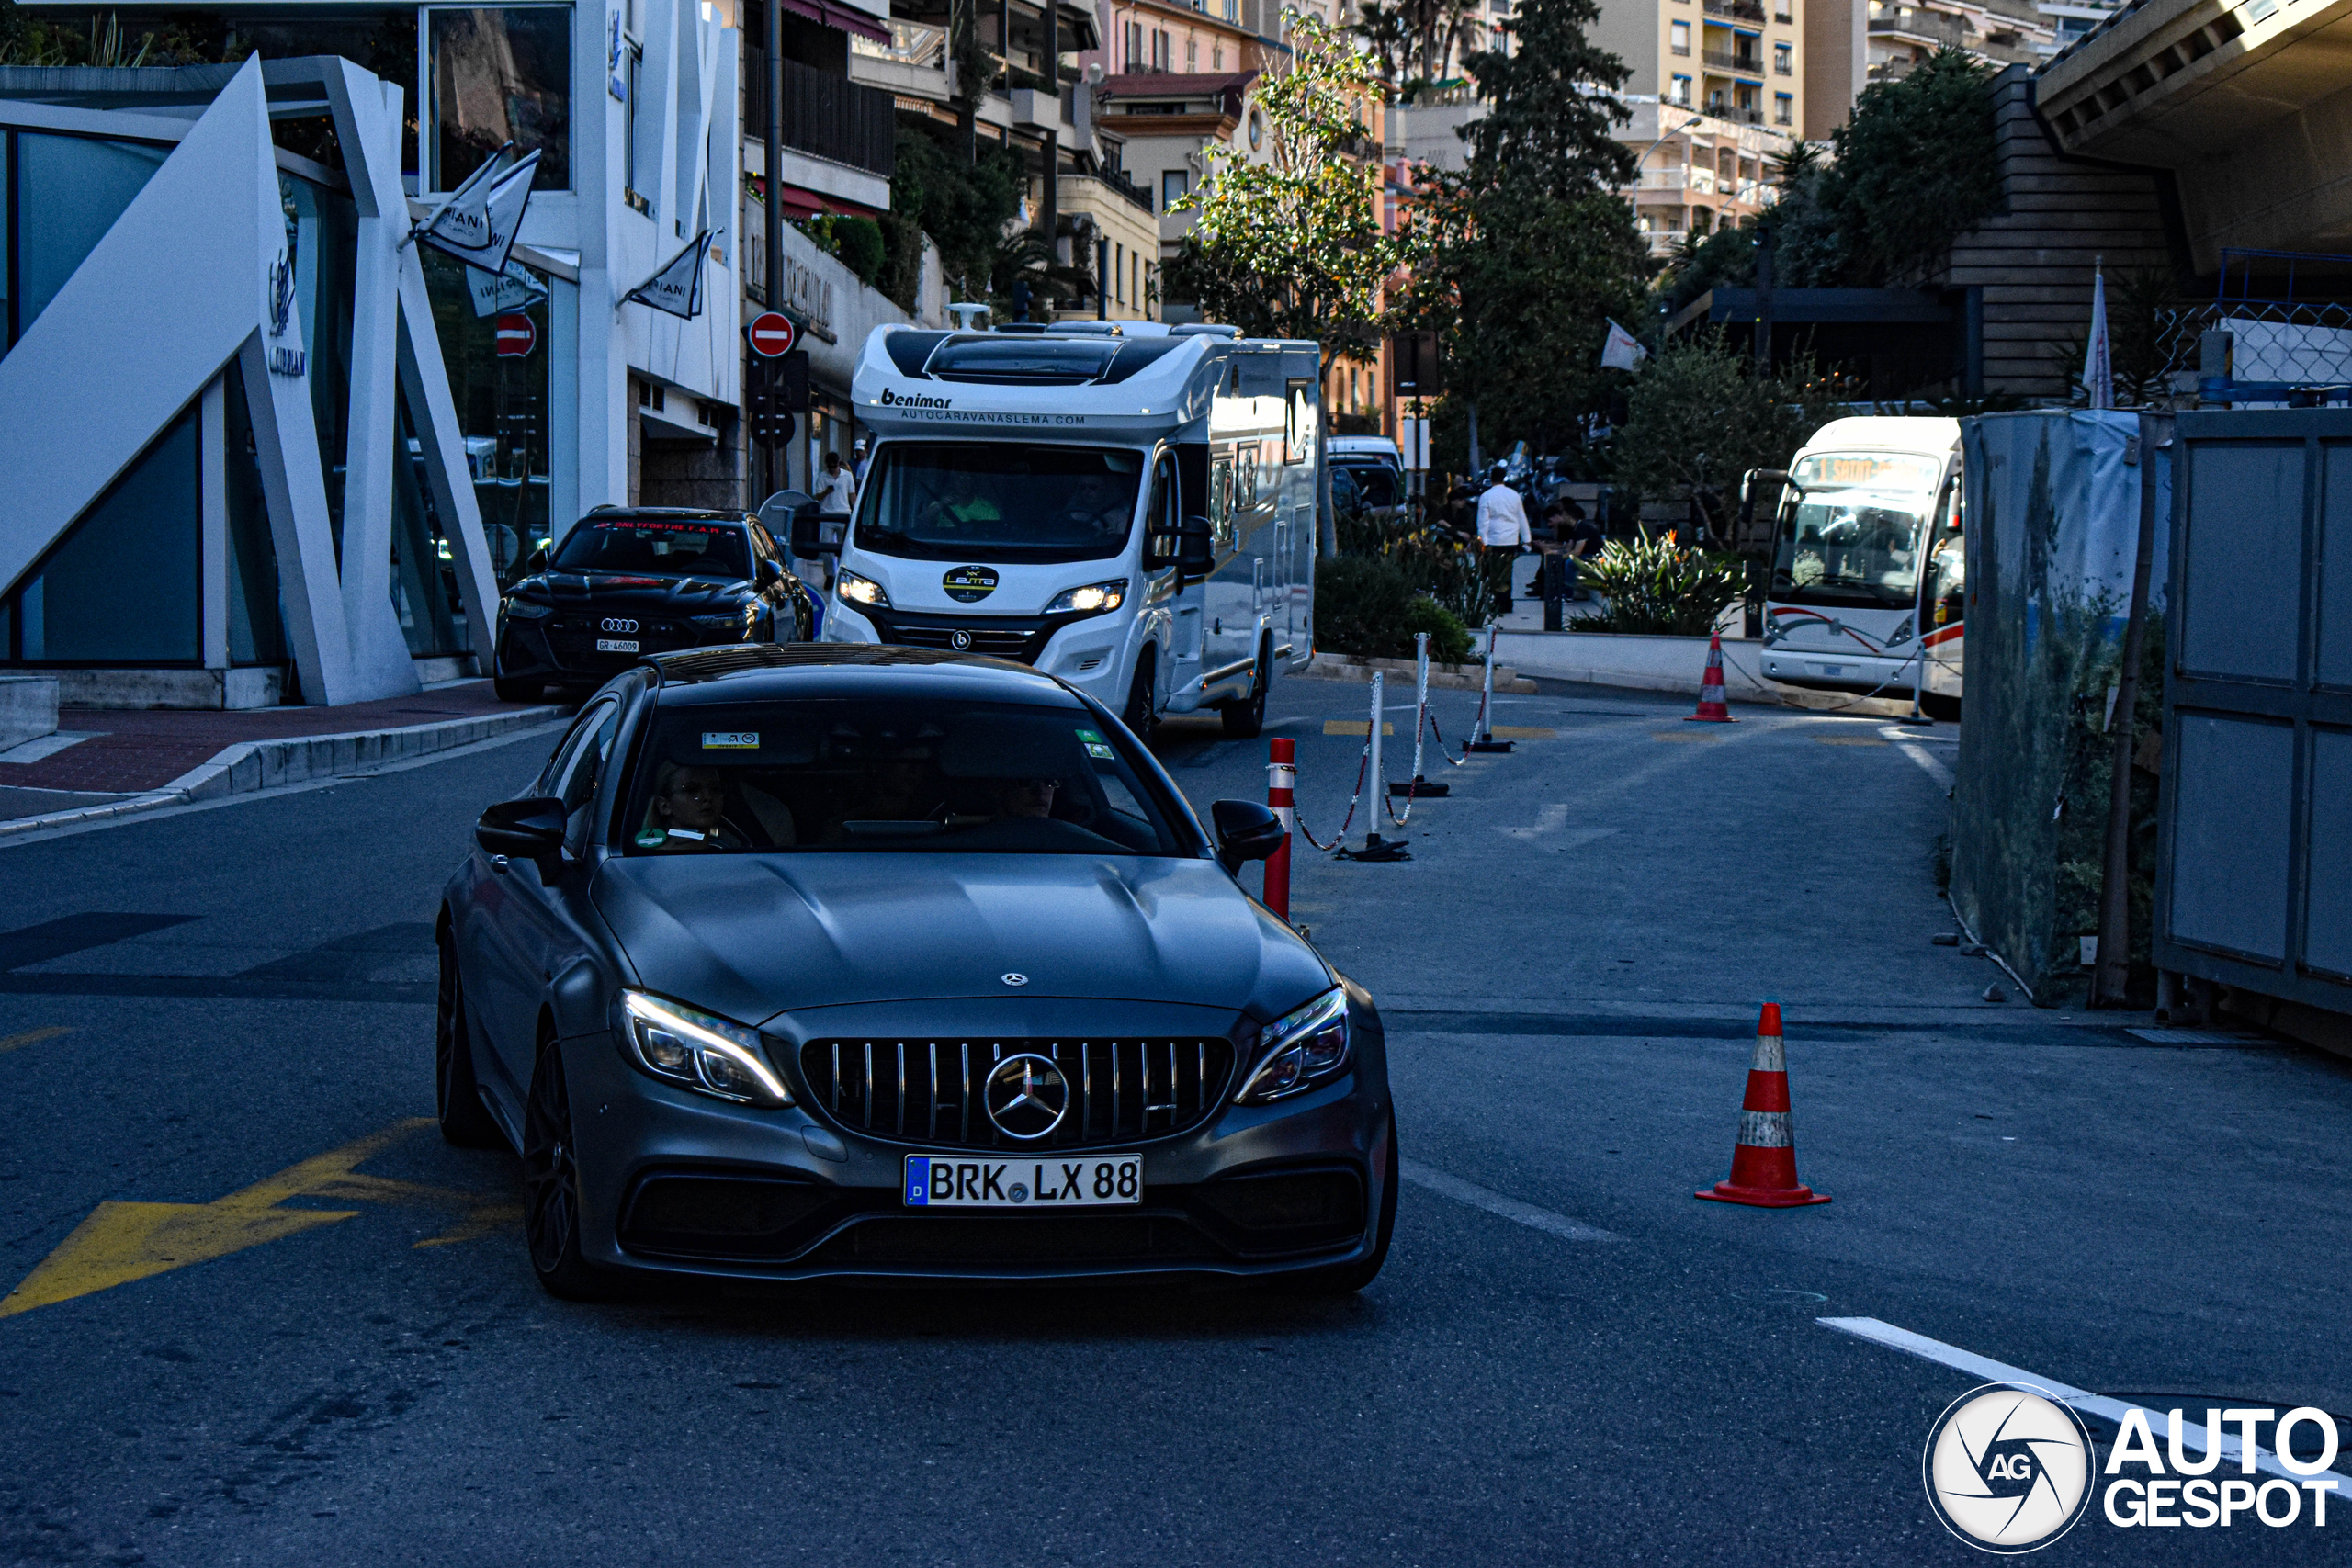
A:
[476,796,567,866]
[1178,513,1215,575]
[789,502,839,557]
[1211,798,1287,873]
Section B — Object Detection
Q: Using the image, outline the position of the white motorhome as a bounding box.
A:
[806,321,1323,738]
[1758,415,1965,717]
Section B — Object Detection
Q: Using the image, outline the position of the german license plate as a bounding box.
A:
[902,1153,1141,1209]
[597,637,639,652]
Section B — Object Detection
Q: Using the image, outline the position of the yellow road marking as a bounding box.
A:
[1487,726,1556,739]
[1652,731,1724,742]
[1325,721,1396,736]
[0,1026,73,1055]
[1814,736,1888,747]
[0,1117,514,1319]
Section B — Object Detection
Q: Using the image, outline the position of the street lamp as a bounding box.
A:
[1629,113,1706,248]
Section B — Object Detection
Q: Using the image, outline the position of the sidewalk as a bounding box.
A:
[0,681,567,831]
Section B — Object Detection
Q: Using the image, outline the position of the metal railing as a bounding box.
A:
[849,17,946,70]
[1062,169,1155,216]
[1702,47,1765,74]
[1869,7,1972,48]
[1702,0,1768,18]
[746,54,897,178]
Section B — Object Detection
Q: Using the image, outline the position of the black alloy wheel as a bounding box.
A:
[434,932,504,1149]
[1283,1118,1399,1295]
[1220,638,1269,739]
[1122,650,1159,746]
[522,1039,616,1300]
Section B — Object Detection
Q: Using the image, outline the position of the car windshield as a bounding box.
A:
[619,698,1190,856]
[553,518,750,580]
[853,444,1144,564]
[1770,453,1943,609]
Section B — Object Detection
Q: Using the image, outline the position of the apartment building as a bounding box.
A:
[1621,96,1788,254]
[1865,0,2058,82]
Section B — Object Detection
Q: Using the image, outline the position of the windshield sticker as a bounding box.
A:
[1075,728,1116,758]
[634,829,667,847]
[1075,728,1105,743]
[944,565,999,603]
[702,731,760,749]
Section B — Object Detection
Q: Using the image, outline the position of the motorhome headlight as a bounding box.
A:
[836,570,891,610]
[1044,578,1129,617]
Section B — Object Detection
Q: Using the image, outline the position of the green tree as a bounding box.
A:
[1453,0,1635,200]
[1608,331,1832,547]
[1823,48,1999,284]
[1162,7,1419,368]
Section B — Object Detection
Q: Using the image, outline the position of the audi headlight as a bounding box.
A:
[836,570,890,609]
[619,991,792,1107]
[1236,987,1351,1104]
[1045,577,1129,616]
[503,598,553,620]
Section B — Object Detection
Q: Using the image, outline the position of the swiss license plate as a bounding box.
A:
[596,637,639,652]
[903,1153,1141,1209]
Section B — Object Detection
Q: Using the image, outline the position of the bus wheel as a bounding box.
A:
[1123,651,1159,746]
[1221,640,1269,739]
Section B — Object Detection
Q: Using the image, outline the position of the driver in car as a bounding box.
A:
[640,762,744,851]
[918,471,1001,536]
[1051,472,1125,540]
[990,777,1059,820]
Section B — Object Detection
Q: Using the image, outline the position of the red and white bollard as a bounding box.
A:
[1265,737,1295,919]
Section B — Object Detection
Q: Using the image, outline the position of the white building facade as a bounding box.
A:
[0,0,740,705]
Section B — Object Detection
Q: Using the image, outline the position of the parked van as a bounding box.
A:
[801,321,1323,739]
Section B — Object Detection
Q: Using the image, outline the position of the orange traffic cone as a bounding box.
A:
[1696,1001,1831,1207]
[1687,632,1736,723]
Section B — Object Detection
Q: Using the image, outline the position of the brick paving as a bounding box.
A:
[0,682,552,795]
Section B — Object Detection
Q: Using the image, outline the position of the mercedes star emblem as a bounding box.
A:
[950,629,972,651]
[983,1054,1070,1140]
[1001,972,1028,987]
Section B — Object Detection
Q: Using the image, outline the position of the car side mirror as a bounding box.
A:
[1211,798,1286,874]
[477,796,568,866]
[1178,513,1215,579]
[756,557,784,587]
[788,502,839,558]
[524,546,548,575]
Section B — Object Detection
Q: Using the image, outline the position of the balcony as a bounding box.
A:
[746,54,897,179]
[1702,47,1765,76]
[1702,0,1767,20]
[1869,6,1971,49]
[1705,102,1766,125]
[850,17,946,71]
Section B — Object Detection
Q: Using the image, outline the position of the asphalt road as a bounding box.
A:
[1,676,2346,1566]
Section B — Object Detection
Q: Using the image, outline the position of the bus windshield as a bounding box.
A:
[1770,452,1945,610]
[853,443,1145,564]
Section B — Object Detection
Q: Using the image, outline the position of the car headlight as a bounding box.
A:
[836,570,890,609]
[1235,986,1351,1104]
[689,609,753,632]
[503,598,553,620]
[1044,577,1129,616]
[619,991,793,1107]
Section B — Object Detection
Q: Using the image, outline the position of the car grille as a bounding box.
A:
[799,1036,1234,1150]
[867,611,1050,664]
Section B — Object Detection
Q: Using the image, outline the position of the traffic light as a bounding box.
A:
[774,349,809,413]
[747,354,795,450]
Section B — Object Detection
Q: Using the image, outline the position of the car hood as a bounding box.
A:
[593,852,1330,1026]
[516,571,755,612]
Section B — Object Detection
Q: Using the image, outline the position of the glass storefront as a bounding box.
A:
[421,247,556,588]
[430,6,573,191]
[5,130,166,348]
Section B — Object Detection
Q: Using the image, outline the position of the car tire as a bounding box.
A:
[435,932,505,1150]
[522,1038,621,1301]
[1284,1119,1399,1295]
[493,674,542,702]
[1220,640,1269,739]
[1122,649,1159,747]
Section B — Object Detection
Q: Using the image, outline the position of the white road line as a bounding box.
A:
[1894,742,1954,788]
[1400,1159,1618,1243]
[1818,1316,2314,1481]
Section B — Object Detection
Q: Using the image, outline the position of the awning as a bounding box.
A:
[775,0,891,45]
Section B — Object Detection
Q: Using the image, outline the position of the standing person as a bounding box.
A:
[1475,464,1530,618]
[852,437,871,487]
[816,449,857,518]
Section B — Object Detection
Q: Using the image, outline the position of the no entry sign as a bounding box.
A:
[493,313,537,357]
[747,310,797,357]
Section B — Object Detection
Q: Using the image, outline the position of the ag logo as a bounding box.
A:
[943,565,998,604]
[1924,1384,2094,1553]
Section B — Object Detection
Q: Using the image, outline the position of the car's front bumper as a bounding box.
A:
[557,998,1393,1284]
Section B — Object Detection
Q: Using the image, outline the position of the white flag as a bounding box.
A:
[1601,319,1648,371]
[624,231,711,319]
[413,151,541,278]
[2086,261,2114,410]
[464,263,548,319]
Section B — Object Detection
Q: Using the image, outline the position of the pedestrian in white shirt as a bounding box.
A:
[816,449,857,516]
[1475,467,1531,618]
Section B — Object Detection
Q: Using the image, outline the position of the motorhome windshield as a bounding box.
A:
[1770,452,1944,609]
[853,443,1145,564]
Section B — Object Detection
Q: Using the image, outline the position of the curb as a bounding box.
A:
[1293,652,1540,694]
[0,705,565,840]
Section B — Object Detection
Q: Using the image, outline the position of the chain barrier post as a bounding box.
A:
[1392,630,1450,796]
[1340,671,1410,860]
[1265,738,1295,920]
[1465,622,1514,753]
[1366,671,1384,821]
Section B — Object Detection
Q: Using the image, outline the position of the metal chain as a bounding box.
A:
[1289,734,1373,852]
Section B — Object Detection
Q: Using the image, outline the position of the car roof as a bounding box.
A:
[639,644,1087,707]
[582,506,753,525]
